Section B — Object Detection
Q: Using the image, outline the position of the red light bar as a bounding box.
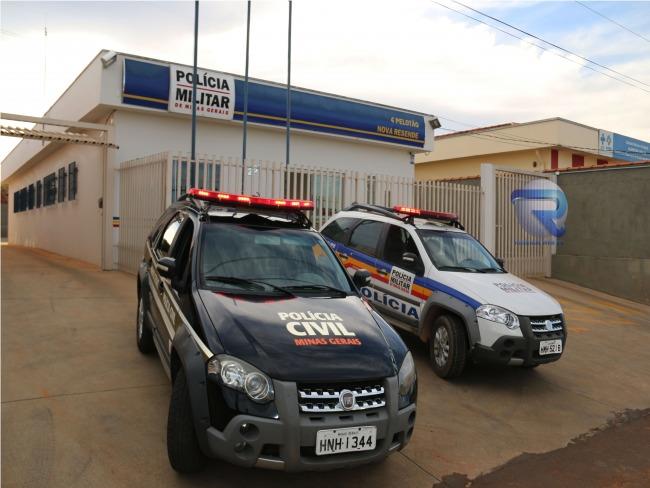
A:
[393,205,458,221]
[187,188,314,211]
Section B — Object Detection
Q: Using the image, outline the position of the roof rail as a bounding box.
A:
[343,203,401,221]
[343,202,464,230]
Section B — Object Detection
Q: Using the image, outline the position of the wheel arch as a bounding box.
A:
[418,293,480,349]
[170,325,212,455]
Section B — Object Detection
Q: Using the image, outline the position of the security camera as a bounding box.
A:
[429,117,441,130]
[101,51,117,68]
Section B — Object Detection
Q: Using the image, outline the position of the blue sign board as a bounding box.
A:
[121,58,426,149]
[612,133,650,162]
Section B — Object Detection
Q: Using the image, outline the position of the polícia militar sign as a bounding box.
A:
[121,58,426,148]
[169,65,235,120]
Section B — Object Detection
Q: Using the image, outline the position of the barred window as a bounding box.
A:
[19,187,27,211]
[13,191,20,213]
[57,167,67,203]
[28,184,35,210]
[68,162,78,200]
[44,173,57,206]
[36,180,43,208]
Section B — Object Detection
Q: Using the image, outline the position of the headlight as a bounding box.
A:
[397,351,417,409]
[476,304,520,329]
[206,355,274,403]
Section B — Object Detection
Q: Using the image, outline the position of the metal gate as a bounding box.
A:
[117,153,167,273]
[481,164,554,277]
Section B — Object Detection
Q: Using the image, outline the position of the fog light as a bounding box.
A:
[234,441,247,452]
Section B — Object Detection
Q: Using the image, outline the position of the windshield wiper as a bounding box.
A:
[476,267,504,273]
[437,266,485,273]
[203,275,294,295]
[284,283,349,296]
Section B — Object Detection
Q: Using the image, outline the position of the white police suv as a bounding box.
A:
[321,204,566,378]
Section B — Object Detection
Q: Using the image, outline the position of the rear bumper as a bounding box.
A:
[203,376,416,472]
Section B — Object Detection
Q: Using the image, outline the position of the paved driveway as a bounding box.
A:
[2,246,649,487]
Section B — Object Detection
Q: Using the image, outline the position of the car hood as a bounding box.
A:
[197,290,399,382]
[436,272,562,316]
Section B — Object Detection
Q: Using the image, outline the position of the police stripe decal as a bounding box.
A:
[330,240,481,310]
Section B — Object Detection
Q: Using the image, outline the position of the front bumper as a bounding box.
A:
[203,376,416,472]
[472,316,567,367]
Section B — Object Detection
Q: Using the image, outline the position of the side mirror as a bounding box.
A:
[495,257,505,269]
[402,252,425,275]
[352,269,371,289]
[156,256,177,279]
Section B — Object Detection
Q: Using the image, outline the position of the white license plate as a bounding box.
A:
[315,426,377,456]
[539,339,562,355]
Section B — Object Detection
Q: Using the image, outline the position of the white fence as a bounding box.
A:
[167,153,481,234]
[117,152,481,273]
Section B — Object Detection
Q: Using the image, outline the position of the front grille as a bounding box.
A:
[297,382,386,413]
[529,314,564,335]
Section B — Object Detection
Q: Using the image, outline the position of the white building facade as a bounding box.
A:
[2,50,437,269]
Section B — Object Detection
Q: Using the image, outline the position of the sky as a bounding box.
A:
[1,0,649,161]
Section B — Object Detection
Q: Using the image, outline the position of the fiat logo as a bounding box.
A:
[339,389,356,411]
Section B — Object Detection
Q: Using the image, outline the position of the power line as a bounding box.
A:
[449,0,650,89]
[431,1,650,94]
[575,1,650,44]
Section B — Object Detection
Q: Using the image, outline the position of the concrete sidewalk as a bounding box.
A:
[2,246,650,487]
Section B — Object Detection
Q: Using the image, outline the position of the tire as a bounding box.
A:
[167,368,207,473]
[428,314,468,379]
[136,294,155,354]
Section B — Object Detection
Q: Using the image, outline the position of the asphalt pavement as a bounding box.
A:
[2,245,649,487]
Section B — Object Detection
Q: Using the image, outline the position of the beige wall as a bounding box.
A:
[414,117,621,181]
[415,149,549,180]
[7,144,104,267]
[414,147,615,181]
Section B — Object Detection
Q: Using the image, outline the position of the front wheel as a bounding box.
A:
[167,369,207,473]
[136,295,155,354]
[428,315,468,379]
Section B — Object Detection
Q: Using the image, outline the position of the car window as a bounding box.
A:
[157,215,183,257]
[149,209,175,243]
[321,217,358,244]
[348,220,384,257]
[382,225,423,274]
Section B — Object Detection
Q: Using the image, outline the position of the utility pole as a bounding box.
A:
[191,0,199,164]
[284,0,292,197]
[241,0,251,194]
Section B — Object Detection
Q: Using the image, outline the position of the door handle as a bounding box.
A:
[378,269,388,276]
[339,252,349,260]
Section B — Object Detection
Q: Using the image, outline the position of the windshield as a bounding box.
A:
[199,224,354,295]
[417,230,504,273]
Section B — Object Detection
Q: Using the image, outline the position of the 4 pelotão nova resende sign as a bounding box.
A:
[169,64,235,120]
[121,58,427,149]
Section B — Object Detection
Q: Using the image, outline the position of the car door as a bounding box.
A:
[149,212,184,364]
[373,224,426,331]
[345,219,387,299]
